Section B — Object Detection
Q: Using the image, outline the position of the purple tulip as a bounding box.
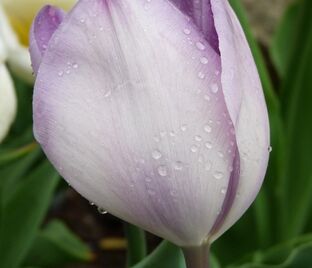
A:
[30,0,270,265]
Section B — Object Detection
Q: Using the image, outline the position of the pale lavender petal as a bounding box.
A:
[170,0,219,52]
[29,5,65,75]
[209,0,270,241]
[33,0,238,246]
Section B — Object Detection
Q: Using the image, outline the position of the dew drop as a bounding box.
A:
[268,146,272,153]
[89,202,95,206]
[221,187,227,194]
[104,90,112,98]
[218,151,224,158]
[198,72,205,79]
[194,135,202,142]
[214,171,224,180]
[204,124,212,133]
[205,142,212,149]
[73,63,79,69]
[190,145,199,153]
[200,57,209,64]
[204,95,210,101]
[158,165,168,177]
[183,28,191,35]
[211,83,219,93]
[58,71,64,77]
[181,124,187,132]
[98,207,108,214]
[169,131,176,137]
[152,149,162,160]
[173,161,183,171]
[80,18,85,23]
[196,41,206,50]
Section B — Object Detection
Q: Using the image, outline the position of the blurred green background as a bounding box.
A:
[1,0,312,267]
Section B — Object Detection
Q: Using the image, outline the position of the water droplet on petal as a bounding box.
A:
[214,171,224,180]
[268,146,272,153]
[194,135,202,142]
[196,41,206,50]
[152,150,162,160]
[98,207,108,214]
[200,57,209,64]
[205,142,212,149]
[204,124,212,133]
[158,165,168,177]
[190,145,199,153]
[181,125,187,132]
[173,161,183,170]
[211,83,219,93]
[198,72,205,79]
[183,28,191,35]
[221,187,227,194]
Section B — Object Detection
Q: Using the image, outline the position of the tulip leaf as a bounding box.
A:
[132,241,186,268]
[132,240,220,268]
[229,0,285,245]
[279,0,312,238]
[124,223,147,266]
[270,2,300,77]
[23,220,93,268]
[0,160,59,268]
[228,234,312,268]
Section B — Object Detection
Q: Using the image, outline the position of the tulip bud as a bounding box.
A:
[30,0,270,262]
[0,63,16,143]
[0,0,76,83]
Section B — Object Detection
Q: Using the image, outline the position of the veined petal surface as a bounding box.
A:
[33,0,239,246]
[30,5,65,75]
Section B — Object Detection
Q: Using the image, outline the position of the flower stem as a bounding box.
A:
[123,223,147,267]
[182,243,210,268]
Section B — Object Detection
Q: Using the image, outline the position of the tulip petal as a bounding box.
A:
[0,63,17,143]
[29,5,65,75]
[170,0,219,52]
[208,0,270,240]
[34,0,239,246]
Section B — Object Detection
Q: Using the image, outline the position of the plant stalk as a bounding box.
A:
[182,243,210,268]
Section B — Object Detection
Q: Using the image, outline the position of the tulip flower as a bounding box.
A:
[30,0,270,266]
[0,0,76,83]
[0,58,16,143]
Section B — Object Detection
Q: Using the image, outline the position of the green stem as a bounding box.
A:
[124,223,147,267]
[182,243,210,268]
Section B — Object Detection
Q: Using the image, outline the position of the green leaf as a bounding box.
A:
[124,223,147,266]
[279,0,312,238]
[229,234,312,268]
[23,220,93,268]
[0,147,42,204]
[132,241,185,268]
[132,240,220,268]
[270,2,300,77]
[0,161,59,268]
[229,0,285,245]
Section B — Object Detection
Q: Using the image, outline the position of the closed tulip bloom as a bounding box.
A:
[0,0,76,83]
[30,0,270,264]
